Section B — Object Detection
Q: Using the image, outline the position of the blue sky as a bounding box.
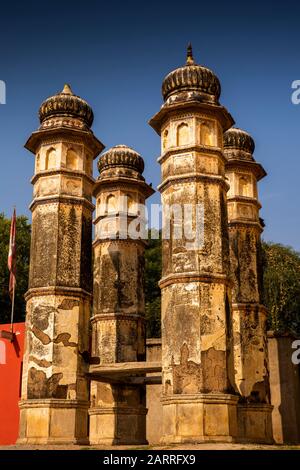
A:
[1,0,300,250]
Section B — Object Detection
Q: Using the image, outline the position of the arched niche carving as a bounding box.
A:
[106,194,117,213]
[35,153,40,172]
[66,148,79,170]
[45,147,57,170]
[200,122,214,146]
[97,196,105,217]
[239,176,251,197]
[163,129,169,150]
[127,194,135,212]
[177,122,189,146]
[85,155,92,175]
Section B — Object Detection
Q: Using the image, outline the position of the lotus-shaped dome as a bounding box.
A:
[224,127,255,154]
[162,44,221,104]
[97,145,145,174]
[39,84,94,128]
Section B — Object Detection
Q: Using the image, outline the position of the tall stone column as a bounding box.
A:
[149,46,238,443]
[224,127,273,443]
[89,145,154,445]
[18,85,104,444]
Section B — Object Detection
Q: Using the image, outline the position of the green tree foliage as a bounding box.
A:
[145,230,162,337]
[0,213,31,324]
[263,241,300,335]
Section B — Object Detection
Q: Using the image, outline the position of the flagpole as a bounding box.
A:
[9,205,16,338]
[10,277,15,335]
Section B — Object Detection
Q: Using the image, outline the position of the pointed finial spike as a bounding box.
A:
[61,83,73,95]
[186,42,195,65]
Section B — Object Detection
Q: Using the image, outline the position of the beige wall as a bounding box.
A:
[146,339,163,444]
[268,332,300,444]
[147,335,300,444]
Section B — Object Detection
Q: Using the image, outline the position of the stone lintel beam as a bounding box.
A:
[231,303,268,314]
[225,158,266,181]
[29,195,95,213]
[227,195,262,209]
[159,272,233,289]
[93,176,155,199]
[93,211,148,225]
[149,100,234,135]
[157,145,227,165]
[92,237,147,249]
[25,127,104,158]
[86,374,162,386]
[161,394,239,406]
[89,361,162,376]
[91,313,146,323]
[19,399,90,410]
[25,286,92,302]
[228,220,264,231]
[158,173,230,193]
[31,168,95,186]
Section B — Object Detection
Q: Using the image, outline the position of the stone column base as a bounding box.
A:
[160,393,238,444]
[237,403,273,443]
[89,406,148,445]
[17,399,90,445]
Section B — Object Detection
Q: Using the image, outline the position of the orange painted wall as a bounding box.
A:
[0,322,25,445]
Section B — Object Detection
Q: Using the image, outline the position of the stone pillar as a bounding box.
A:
[18,85,104,444]
[146,339,163,444]
[224,127,273,443]
[89,145,154,445]
[149,46,238,444]
[268,332,300,444]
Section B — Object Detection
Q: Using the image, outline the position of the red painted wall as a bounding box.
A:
[0,322,25,445]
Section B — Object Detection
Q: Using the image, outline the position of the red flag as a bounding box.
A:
[7,208,16,298]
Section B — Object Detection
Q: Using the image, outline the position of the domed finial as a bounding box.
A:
[61,83,73,95]
[39,84,94,127]
[186,42,195,65]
